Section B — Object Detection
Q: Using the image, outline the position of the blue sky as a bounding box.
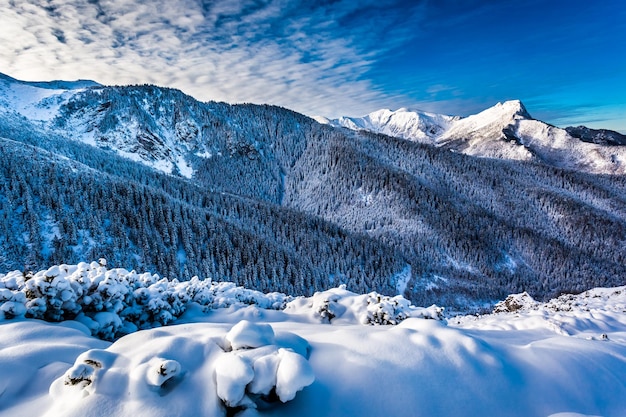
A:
[1,0,625,131]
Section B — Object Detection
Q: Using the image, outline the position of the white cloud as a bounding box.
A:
[0,0,422,117]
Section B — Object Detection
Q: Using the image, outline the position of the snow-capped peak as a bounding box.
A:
[440,100,531,140]
[327,101,532,145]
[328,99,626,174]
[328,107,458,142]
[311,115,332,125]
[491,99,532,119]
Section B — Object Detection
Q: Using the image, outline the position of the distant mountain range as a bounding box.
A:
[1,72,625,310]
[320,101,626,174]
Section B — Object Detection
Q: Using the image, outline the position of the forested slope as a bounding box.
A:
[1,77,625,309]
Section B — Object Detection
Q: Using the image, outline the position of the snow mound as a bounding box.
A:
[274,348,315,402]
[46,321,314,416]
[226,320,276,350]
[145,357,181,387]
[1,285,626,416]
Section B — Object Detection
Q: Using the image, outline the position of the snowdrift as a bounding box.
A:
[1,263,626,417]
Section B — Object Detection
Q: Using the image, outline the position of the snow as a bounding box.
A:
[1,264,626,416]
[195,150,214,158]
[175,154,194,178]
[394,264,411,295]
[215,353,256,407]
[274,348,315,402]
[0,81,73,122]
[442,100,529,136]
[226,320,276,350]
[514,119,626,173]
[330,107,458,143]
[311,115,331,125]
[331,100,626,175]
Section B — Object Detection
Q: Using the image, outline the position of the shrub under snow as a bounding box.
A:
[48,320,314,416]
[300,285,444,325]
[0,261,445,340]
[0,261,290,339]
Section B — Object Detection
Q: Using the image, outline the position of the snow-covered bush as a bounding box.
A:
[309,291,344,323]
[493,291,537,313]
[295,287,445,325]
[410,304,446,321]
[363,292,412,325]
[145,358,182,388]
[50,320,314,416]
[0,261,290,340]
[0,262,446,340]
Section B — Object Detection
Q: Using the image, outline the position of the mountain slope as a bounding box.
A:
[329,100,626,174]
[1,73,625,309]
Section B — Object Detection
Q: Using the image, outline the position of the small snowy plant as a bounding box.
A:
[145,358,182,388]
[0,289,27,319]
[363,292,412,325]
[310,291,343,323]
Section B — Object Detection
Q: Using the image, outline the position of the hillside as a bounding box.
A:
[1,74,625,309]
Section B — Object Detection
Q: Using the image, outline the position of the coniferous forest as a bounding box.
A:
[1,80,625,309]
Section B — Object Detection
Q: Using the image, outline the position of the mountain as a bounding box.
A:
[565,125,626,146]
[327,100,626,174]
[0,72,99,90]
[323,108,458,142]
[1,73,625,310]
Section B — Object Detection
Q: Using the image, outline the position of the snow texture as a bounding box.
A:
[226,320,276,350]
[41,320,312,417]
[1,283,625,416]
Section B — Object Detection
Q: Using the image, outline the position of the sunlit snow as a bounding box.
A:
[1,263,625,417]
[330,100,626,174]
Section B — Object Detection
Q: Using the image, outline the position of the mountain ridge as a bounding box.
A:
[0,72,625,310]
[0,72,100,90]
[325,100,626,174]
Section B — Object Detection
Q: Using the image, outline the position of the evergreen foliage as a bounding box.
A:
[1,83,625,309]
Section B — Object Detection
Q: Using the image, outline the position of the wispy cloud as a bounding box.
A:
[2,0,625,131]
[0,0,425,117]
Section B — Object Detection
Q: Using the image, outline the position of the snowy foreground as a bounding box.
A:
[1,263,625,417]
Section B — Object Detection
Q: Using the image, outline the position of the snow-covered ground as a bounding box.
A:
[1,263,625,417]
